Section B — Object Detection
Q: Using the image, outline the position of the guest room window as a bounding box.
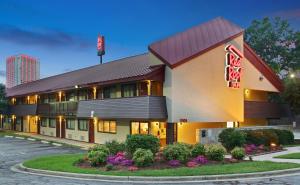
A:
[131,122,149,135]
[98,120,116,133]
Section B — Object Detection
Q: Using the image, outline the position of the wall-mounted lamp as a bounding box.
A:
[259,76,264,81]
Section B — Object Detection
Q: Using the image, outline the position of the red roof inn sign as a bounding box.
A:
[225,45,243,88]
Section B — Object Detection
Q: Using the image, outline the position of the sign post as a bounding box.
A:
[97,34,105,64]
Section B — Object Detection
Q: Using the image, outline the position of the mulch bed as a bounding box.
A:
[76,158,247,172]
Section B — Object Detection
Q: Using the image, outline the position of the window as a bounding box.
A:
[48,94,56,103]
[103,86,117,99]
[66,92,76,101]
[41,118,48,127]
[49,118,56,128]
[78,119,88,131]
[122,84,137,97]
[98,120,116,133]
[131,122,149,135]
[16,117,22,125]
[78,90,87,101]
[66,119,76,130]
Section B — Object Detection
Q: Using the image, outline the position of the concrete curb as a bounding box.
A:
[12,163,300,183]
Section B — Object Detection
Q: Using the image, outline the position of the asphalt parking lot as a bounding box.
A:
[0,136,300,185]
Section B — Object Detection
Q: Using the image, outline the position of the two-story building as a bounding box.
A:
[1,17,284,145]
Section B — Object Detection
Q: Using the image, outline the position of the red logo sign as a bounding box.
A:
[225,45,243,88]
[97,35,105,56]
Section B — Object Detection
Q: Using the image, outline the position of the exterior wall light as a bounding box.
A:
[259,76,264,81]
[75,85,79,89]
[244,89,250,95]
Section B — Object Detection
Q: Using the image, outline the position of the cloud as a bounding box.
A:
[0,70,5,77]
[271,9,300,21]
[0,25,94,50]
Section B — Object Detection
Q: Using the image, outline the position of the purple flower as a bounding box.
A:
[120,159,133,166]
[193,155,208,164]
[168,160,181,167]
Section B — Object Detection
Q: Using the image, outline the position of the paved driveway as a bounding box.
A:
[0,137,300,185]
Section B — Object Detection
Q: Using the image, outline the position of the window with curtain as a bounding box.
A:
[78,90,87,101]
[97,120,116,133]
[66,92,77,101]
[78,119,88,131]
[41,118,48,127]
[122,84,136,97]
[49,118,56,128]
[66,119,76,130]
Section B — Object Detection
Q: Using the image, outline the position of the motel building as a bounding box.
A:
[0,17,285,145]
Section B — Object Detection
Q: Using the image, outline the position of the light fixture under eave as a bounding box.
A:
[75,85,79,89]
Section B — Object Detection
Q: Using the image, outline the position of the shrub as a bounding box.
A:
[105,164,114,171]
[218,128,246,151]
[163,143,191,163]
[205,144,226,161]
[192,155,208,164]
[191,143,205,157]
[231,147,246,160]
[88,150,109,166]
[243,129,279,146]
[272,129,294,145]
[106,152,126,165]
[168,160,181,167]
[244,144,257,154]
[105,140,125,155]
[88,144,110,153]
[132,148,154,167]
[125,134,160,155]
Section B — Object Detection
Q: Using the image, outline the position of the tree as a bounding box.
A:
[0,84,8,114]
[281,78,300,115]
[245,17,299,78]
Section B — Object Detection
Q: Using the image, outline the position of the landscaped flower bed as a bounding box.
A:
[75,135,248,172]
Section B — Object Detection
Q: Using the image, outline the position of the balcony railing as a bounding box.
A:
[37,101,78,116]
[244,101,288,119]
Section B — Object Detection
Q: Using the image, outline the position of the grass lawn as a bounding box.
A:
[283,143,300,147]
[0,130,19,137]
[23,154,300,176]
[274,153,300,159]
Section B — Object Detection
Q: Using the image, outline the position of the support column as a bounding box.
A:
[166,122,177,144]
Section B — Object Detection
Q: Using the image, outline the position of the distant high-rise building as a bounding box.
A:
[6,54,40,88]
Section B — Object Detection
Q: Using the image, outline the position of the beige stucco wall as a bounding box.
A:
[244,89,268,102]
[160,35,245,123]
[23,117,29,132]
[149,34,280,124]
[177,122,226,144]
[94,120,130,144]
[243,58,279,92]
[65,119,89,142]
[40,126,56,137]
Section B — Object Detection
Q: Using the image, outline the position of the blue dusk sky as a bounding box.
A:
[0,0,299,84]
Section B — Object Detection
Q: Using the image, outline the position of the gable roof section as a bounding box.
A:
[6,54,165,97]
[244,43,284,92]
[148,17,244,68]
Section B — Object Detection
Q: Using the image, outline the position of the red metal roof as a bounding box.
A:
[244,43,284,92]
[6,54,165,97]
[149,17,244,68]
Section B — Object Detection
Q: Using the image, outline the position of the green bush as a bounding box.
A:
[163,143,191,162]
[191,143,205,157]
[87,145,109,166]
[105,140,125,155]
[125,134,160,155]
[88,150,109,166]
[88,144,110,153]
[243,129,279,146]
[205,144,226,161]
[231,147,246,160]
[272,129,294,145]
[132,148,154,167]
[218,128,246,151]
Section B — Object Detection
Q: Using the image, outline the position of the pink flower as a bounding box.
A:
[128,166,138,171]
[186,161,198,168]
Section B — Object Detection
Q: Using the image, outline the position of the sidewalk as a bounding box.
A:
[253,146,300,164]
[15,132,95,150]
